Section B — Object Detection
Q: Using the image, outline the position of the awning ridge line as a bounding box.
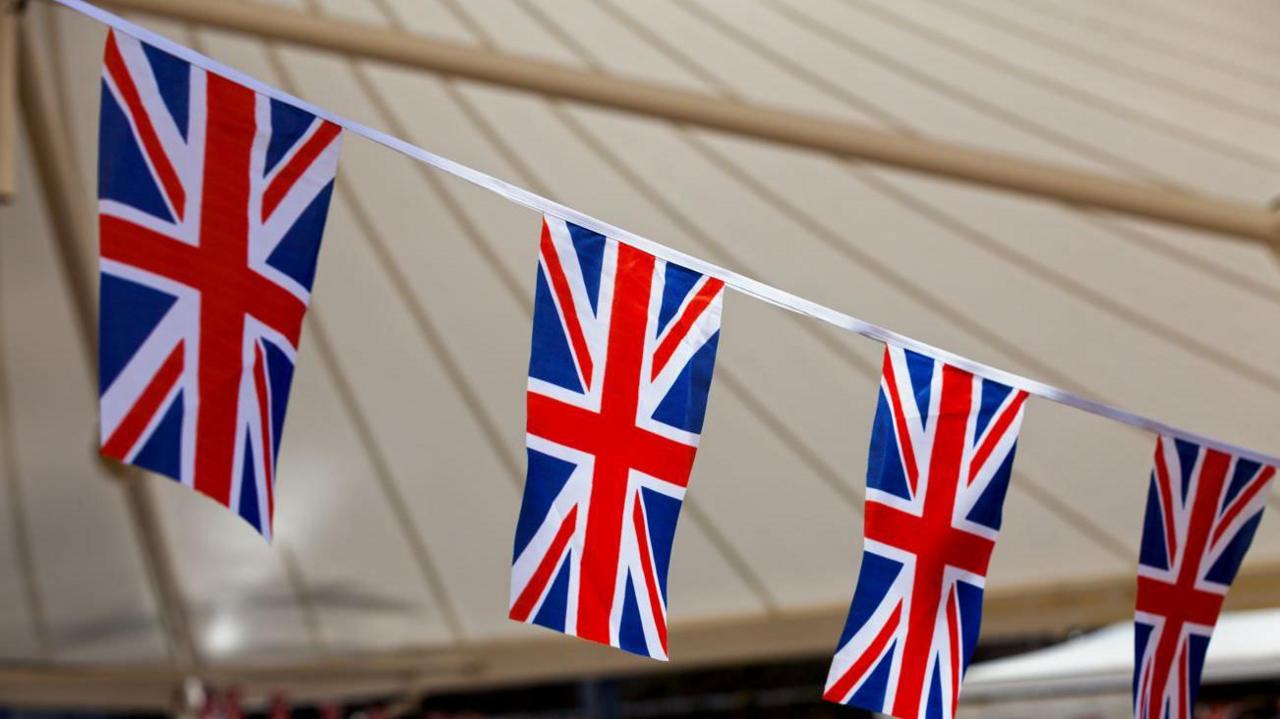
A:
[49,0,1280,467]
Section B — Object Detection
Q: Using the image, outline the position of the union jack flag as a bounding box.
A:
[509,216,725,660]
[96,30,343,538]
[824,346,1030,719]
[1133,436,1274,719]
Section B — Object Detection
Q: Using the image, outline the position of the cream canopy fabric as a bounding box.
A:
[965,608,1280,699]
[3,0,1280,708]
[960,609,1280,718]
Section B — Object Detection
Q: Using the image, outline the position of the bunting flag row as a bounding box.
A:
[74,13,1278,719]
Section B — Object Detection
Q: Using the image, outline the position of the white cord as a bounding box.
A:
[50,0,1280,467]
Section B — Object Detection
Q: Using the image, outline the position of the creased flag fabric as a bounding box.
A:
[509,216,725,660]
[825,346,1030,719]
[1133,437,1274,719]
[97,29,342,538]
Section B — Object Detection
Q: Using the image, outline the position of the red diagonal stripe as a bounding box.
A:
[245,272,308,347]
[823,602,903,704]
[103,32,186,221]
[967,389,1028,486]
[102,341,185,460]
[1138,654,1154,719]
[946,585,962,713]
[880,352,921,494]
[538,221,594,390]
[632,493,668,655]
[651,278,722,380]
[510,505,578,622]
[261,120,342,221]
[1210,464,1273,547]
[252,341,275,529]
[1153,440,1180,567]
[1177,640,1188,719]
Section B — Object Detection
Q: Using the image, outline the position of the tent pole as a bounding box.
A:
[0,1,19,203]
[16,15,201,674]
[65,0,1280,245]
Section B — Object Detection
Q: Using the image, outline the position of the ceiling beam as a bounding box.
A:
[17,12,202,677]
[85,0,1280,245]
[0,1,19,203]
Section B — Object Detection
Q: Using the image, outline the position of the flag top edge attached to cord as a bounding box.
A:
[47,0,1280,468]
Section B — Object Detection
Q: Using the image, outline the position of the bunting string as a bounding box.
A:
[46,0,1280,468]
